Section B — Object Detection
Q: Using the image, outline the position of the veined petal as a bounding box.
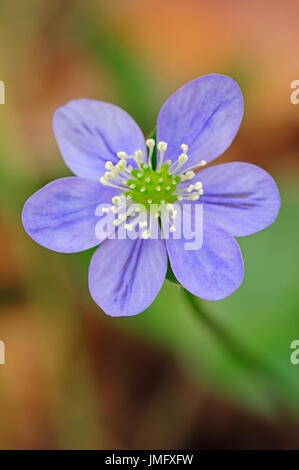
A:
[190,162,281,236]
[88,235,167,317]
[53,99,146,180]
[22,177,117,253]
[163,217,244,301]
[157,74,243,168]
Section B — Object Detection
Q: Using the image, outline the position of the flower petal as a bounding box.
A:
[88,235,167,317]
[157,74,243,168]
[22,177,117,253]
[164,218,244,301]
[53,99,146,180]
[190,162,281,236]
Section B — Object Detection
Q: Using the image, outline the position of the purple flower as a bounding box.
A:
[22,74,280,317]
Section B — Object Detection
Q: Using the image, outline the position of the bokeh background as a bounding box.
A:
[1,0,299,450]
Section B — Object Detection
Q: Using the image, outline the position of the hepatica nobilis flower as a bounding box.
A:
[22,74,280,317]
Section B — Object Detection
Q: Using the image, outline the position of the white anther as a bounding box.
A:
[178,195,183,201]
[139,221,147,228]
[157,141,167,152]
[158,178,164,183]
[157,141,168,168]
[145,177,151,183]
[170,225,176,233]
[166,186,171,190]
[146,139,155,168]
[105,161,114,170]
[137,172,142,178]
[155,186,161,191]
[116,159,127,171]
[200,160,207,166]
[181,144,188,154]
[112,196,121,205]
[147,199,152,204]
[141,187,146,192]
[124,224,133,231]
[142,229,151,239]
[194,181,203,189]
[117,151,128,159]
[191,194,200,201]
[146,138,155,149]
[171,210,177,219]
[129,184,136,189]
[113,219,120,226]
[160,200,165,204]
[178,153,188,164]
[134,149,143,162]
[100,176,108,185]
[187,184,194,193]
[104,171,113,180]
[111,206,119,214]
[185,171,195,180]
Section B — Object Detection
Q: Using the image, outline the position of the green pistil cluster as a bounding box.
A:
[125,162,180,208]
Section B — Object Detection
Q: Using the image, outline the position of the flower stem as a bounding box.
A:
[181,288,281,382]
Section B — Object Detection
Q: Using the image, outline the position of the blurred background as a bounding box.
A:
[0,0,299,450]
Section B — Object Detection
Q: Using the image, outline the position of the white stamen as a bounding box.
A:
[181,143,188,154]
[142,229,151,239]
[117,151,128,159]
[178,159,206,176]
[157,141,168,168]
[134,149,143,166]
[100,176,126,191]
[180,170,195,182]
[146,139,155,168]
[112,196,122,205]
[105,161,114,170]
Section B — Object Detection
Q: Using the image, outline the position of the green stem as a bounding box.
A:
[182,288,280,381]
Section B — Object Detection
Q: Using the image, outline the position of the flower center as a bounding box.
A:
[125,162,180,209]
[99,139,206,237]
